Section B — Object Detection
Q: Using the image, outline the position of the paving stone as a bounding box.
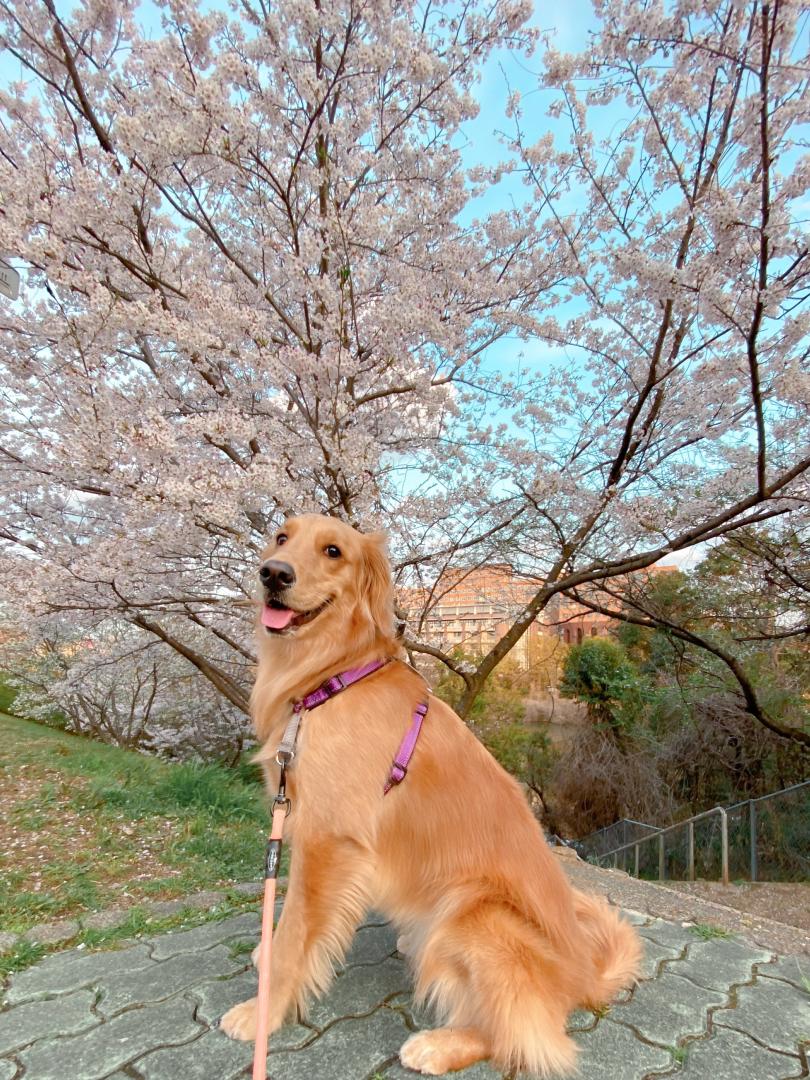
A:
[185,890,225,910]
[192,974,310,1050]
[265,1021,317,1053]
[341,923,397,968]
[142,899,189,919]
[17,997,201,1080]
[676,1027,804,1080]
[186,970,315,1051]
[674,936,772,993]
[612,969,726,1045]
[230,881,265,896]
[4,909,803,1080]
[573,1017,672,1079]
[621,908,650,927]
[384,1060,503,1079]
[266,1008,409,1080]
[638,918,695,953]
[148,912,262,960]
[638,936,681,981]
[363,910,394,928]
[567,1008,598,1033]
[80,909,128,932]
[3,944,154,1005]
[190,971,260,1027]
[135,1028,255,1080]
[759,955,810,992]
[96,944,241,1017]
[308,956,411,1027]
[388,989,432,1030]
[714,975,810,1055]
[0,988,98,1054]
[22,919,80,947]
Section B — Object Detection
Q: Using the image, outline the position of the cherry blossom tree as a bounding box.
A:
[2,616,252,756]
[400,0,810,746]
[0,0,542,729]
[0,0,808,749]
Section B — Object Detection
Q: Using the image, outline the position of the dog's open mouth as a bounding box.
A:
[261,596,332,634]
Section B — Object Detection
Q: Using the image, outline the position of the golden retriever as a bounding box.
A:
[220,513,641,1076]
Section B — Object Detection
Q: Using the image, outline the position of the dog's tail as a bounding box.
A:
[572,888,643,1004]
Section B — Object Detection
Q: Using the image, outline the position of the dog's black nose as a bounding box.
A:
[259,560,296,591]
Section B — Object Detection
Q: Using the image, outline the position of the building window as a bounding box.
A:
[576,627,583,644]
[591,627,598,637]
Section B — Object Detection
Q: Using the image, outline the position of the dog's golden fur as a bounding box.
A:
[220,514,641,1076]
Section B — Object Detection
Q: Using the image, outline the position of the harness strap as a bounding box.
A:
[294,658,390,713]
[275,658,390,765]
[275,709,304,766]
[384,700,429,794]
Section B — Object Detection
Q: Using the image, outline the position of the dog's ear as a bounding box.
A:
[359,531,395,635]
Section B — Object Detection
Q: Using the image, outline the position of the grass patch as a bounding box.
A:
[228,938,257,960]
[73,897,258,951]
[0,940,46,980]
[1,712,269,935]
[670,1045,688,1065]
[689,923,733,941]
[153,763,264,820]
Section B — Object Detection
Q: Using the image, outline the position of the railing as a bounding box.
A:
[594,805,731,885]
[589,780,809,884]
[574,817,660,860]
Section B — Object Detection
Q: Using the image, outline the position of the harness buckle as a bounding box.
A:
[275,749,295,767]
[389,762,407,784]
[325,672,346,692]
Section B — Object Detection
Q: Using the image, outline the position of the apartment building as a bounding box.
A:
[402,563,677,670]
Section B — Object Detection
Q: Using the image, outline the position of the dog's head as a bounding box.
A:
[256,514,396,646]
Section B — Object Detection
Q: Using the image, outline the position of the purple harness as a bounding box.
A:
[274,658,428,795]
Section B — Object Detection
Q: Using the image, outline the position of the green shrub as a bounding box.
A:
[560,638,645,735]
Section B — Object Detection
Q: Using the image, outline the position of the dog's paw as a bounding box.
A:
[400,1029,490,1075]
[251,943,260,969]
[399,1031,450,1075]
[220,998,258,1041]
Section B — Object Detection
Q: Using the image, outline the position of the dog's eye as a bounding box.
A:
[276,533,288,546]
[325,545,342,559]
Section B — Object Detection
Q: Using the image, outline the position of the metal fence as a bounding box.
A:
[574,817,660,861]
[588,780,809,884]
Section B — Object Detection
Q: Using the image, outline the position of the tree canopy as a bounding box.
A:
[0,0,807,744]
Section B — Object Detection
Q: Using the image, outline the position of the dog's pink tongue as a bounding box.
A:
[261,605,295,630]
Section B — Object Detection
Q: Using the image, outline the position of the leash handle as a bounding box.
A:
[252,797,288,1080]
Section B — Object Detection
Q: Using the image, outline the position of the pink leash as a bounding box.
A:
[250,660,428,1078]
[251,796,288,1080]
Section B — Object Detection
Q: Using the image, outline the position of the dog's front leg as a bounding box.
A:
[220,833,373,1041]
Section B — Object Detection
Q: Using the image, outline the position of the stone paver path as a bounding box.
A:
[1,905,807,1079]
